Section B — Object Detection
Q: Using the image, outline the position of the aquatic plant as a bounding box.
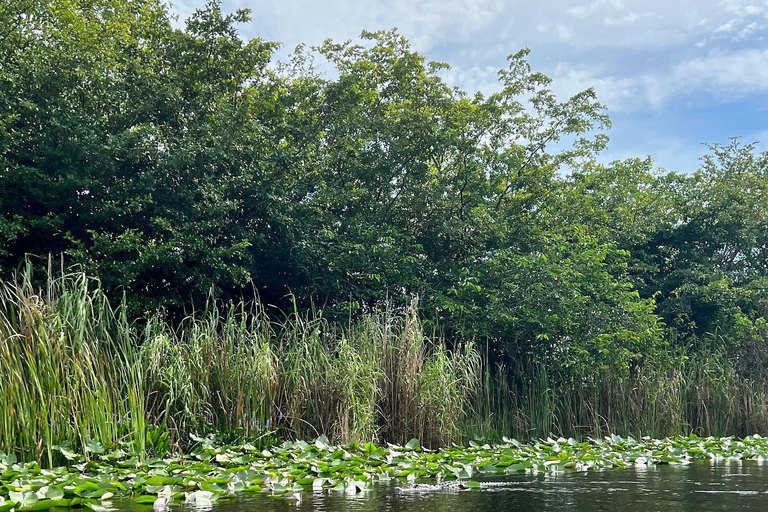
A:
[3,267,768,467]
[0,268,145,466]
[3,434,768,508]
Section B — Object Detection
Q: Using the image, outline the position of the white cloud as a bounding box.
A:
[719,0,766,17]
[546,65,645,112]
[191,0,765,54]
[417,44,768,118]
[672,48,768,95]
[755,130,768,152]
[598,133,707,172]
[222,0,504,52]
[171,0,768,172]
[539,47,768,112]
[735,21,761,39]
[603,11,652,25]
[714,19,738,32]
[568,5,590,18]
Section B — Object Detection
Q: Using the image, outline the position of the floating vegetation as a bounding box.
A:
[3,434,768,509]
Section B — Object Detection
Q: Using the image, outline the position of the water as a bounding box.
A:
[117,460,768,512]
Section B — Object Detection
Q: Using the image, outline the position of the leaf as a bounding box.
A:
[185,491,217,503]
[404,439,420,450]
[85,439,105,455]
[45,488,65,500]
[86,503,116,512]
[11,492,39,510]
[58,446,81,461]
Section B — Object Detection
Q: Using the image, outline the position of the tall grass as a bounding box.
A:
[467,355,768,442]
[0,266,145,466]
[3,268,768,465]
[0,270,480,463]
[140,303,278,447]
[277,300,479,446]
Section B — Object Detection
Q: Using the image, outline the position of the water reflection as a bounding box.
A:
[115,460,768,512]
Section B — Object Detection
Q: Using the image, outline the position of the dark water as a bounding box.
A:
[122,461,768,512]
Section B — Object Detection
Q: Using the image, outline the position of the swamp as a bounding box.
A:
[2,0,768,509]
[4,435,768,511]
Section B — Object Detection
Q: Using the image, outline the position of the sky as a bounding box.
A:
[169,0,768,173]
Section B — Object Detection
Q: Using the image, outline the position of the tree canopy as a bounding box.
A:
[2,0,767,383]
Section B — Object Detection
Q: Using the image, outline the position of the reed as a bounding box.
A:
[466,354,768,442]
[0,269,481,462]
[3,267,768,465]
[0,266,144,466]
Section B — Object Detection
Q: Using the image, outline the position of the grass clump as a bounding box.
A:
[0,269,480,463]
[468,355,768,442]
[0,267,144,466]
[3,266,768,466]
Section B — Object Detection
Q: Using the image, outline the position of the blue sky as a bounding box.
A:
[170,0,768,173]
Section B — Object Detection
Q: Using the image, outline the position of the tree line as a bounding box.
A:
[1,0,767,385]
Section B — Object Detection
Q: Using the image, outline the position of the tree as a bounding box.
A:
[652,141,768,356]
[0,0,281,311]
[0,3,667,377]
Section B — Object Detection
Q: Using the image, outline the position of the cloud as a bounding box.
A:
[538,47,768,113]
[674,49,768,93]
[218,0,504,52]
[171,0,768,172]
[196,0,768,112]
[188,0,765,55]
[546,65,645,112]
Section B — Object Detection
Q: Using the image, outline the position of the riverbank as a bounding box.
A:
[2,434,768,510]
[4,271,768,467]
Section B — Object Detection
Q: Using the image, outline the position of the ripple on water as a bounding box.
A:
[111,462,768,512]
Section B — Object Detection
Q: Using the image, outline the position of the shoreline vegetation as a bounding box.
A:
[2,433,768,508]
[3,2,768,507]
[3,270,768,468]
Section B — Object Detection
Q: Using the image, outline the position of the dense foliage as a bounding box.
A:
[1,0,767,440]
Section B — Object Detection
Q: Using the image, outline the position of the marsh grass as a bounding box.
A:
[0,270,480,462]
[467,355,768,442]
[140,302,278,448]
[278,300,480,447]
[0,266,144,466]
[3,268,768,464]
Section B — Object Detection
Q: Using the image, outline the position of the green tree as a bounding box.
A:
[268,31,660,376]
[653,141,768,355]
[0,0,280,310]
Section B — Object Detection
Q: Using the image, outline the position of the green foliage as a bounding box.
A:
[0,269,480,462]
[0,0,666,383]
[5,433,768,506]
[652,141,768,350]
[0,0,278,310]
[439,232,663,380]
[3,0,768,454]
[468,352,768,442]
[0,266,145,466]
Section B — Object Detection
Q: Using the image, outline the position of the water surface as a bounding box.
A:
[119,460,768,511]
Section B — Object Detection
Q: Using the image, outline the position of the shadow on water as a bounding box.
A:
[115,460,768,512]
